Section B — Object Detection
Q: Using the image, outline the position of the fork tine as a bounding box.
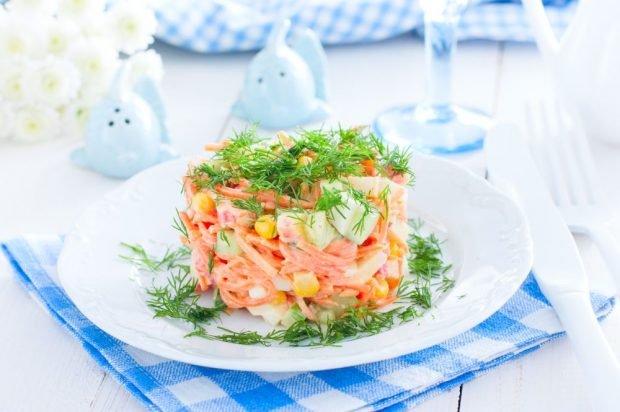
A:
[552,103,590,206]
[525,102,555,196]
[560,108,603,205]
[527,101,571,206]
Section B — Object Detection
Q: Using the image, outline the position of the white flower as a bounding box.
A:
[0,58,31,103]
[76,12,108,39]
[105,3,157,54]
[25,58,81,106]
[57,0,104,18]
[68,39,118,98]
[127,49,163,85]
[46,19,80,56]
[0,101,15,140]
[13,105,60,142]
[5,0,58,16]
[62,97,91,138]
[0,16,39,58]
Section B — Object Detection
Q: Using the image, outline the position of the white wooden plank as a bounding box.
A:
[0,255,107,411]
[412,388,461,412]
[90,374,142,412]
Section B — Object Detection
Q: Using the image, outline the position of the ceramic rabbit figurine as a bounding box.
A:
[232,19,331,129]
[71,64,176,179]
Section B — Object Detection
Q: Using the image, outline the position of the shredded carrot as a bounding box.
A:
[234,231,279,278]
[215,186,315,209]
[204,140,230,151]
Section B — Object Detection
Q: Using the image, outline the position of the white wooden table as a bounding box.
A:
[1,36,619,411]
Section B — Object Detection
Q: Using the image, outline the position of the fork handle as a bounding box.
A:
[589,225,620,293]
[552,290,620,411]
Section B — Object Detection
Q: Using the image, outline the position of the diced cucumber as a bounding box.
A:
[332,296,359,307]
[214,230,241,256]
[331,296,359,317]
[281,304,306,328]
[247,303,289,326]
[305,211,339,250]
[346,205,380,245]
[317,308,336,324]
[346,176,379,195]
[326,191,380,245]
[346,176,404,199]
[327,192,357,237]
[319,179,344,192]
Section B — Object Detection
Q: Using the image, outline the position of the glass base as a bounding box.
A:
[372,104,493,155]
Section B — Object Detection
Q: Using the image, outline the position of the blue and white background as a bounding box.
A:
[154,0,576,53]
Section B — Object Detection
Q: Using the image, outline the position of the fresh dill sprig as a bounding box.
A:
[189,127,414,200]
[232,197,264,217]
[348,187,379,236]
[119,242,190,273]
[397,279,432,309]
[172,209,189,238]
[315,188,348,220]
[188,327,279,346]
[218,230,231,246]
[120,243,226,331]
[378,144,415,184]
[378,184,391,220]
[407,232,449,279]
[207,250,215,273]
[396,220,454,309]
[188,162,235,190]
[146,270,226,329]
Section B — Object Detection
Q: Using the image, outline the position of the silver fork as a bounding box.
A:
[526,101,620,292]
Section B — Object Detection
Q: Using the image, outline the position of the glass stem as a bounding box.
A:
[421,15,459,121]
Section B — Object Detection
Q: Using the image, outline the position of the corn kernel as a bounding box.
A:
[272,291,287,305]
[293,272,320,297]
[191,192,215,214]
[255,215,278,239]
[297,155,313,168]
[374,278,390,300]
[389,241,403,258]
[386,276,401,290]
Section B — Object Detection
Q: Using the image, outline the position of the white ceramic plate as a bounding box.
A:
[58,154,533,372]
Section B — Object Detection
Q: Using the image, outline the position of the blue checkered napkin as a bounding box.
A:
[154,0,577,53]
[2,236,615,412]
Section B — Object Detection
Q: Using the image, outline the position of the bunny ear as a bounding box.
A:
[266,19,291,51]
[134,76,170,143]
[109,62,130,99]
[292,28,329,101]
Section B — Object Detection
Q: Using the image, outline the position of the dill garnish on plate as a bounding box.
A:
[119,220,454,347]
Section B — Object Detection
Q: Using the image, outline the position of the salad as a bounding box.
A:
[177,127,413,326]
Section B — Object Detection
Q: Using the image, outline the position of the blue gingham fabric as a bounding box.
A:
[154,0,577,53]
[2,236,615,412]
